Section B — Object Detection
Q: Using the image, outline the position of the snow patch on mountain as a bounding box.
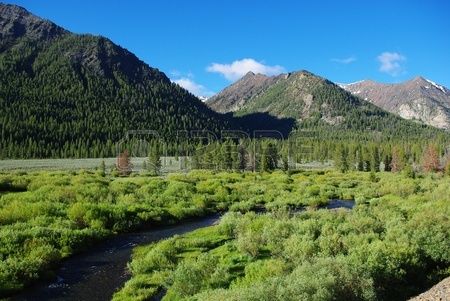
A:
[337,80,366,89]
[425,79,447,94]
[198,96,209,102]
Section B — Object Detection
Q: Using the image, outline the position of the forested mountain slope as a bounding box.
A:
[0,4,234,158]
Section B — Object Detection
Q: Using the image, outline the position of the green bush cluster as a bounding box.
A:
[3,169,449,299]
[115,171,450,301]
[0,169,373,297]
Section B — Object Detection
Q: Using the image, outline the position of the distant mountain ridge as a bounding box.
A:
[209,70,450,131]
[207,70,448,139]
[340,77,450,129]
[208,70,384,124]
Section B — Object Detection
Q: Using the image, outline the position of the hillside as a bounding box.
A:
[207,71,285,113]
[0,4,235,158]
[340,77,450,130]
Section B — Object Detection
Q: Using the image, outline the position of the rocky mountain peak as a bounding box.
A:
[243,71,256,77]
[0,3,31,20]
[207,71,281,113]
[0,3,67,49]
[413,76,427,82]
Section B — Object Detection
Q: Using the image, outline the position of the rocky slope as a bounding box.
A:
[0,3,68,50]
[207,71,285,113]
[341,77,450,130]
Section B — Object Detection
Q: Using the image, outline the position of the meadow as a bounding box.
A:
[0,157,184,173]
[1,168,361,297]
[0,169,449,300]
[113,171,450,301]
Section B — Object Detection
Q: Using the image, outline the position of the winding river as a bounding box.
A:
[12,200,354,301]
[13,216,220,301]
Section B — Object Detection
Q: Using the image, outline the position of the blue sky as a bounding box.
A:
[6,0,450,97]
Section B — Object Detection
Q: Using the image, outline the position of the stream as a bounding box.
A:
[12,216,220,301]
[12,200,355,301]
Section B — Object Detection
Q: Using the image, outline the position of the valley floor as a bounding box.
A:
[0,169,449,301]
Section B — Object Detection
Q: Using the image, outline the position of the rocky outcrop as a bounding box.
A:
[341,77,450,130]
[409,277,450,301]
[0,3,67,50]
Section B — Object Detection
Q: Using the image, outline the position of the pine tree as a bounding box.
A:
[248,148,257,172]
[334,145,349,173]
[445,157,450,176]
[237,144,248,171]
[281,152,289,171]
[204,147,215,170]
[221,141,233,170]
[148,146,162,175]
[356,149,364,171]
[391,146,405,172]
[384,154,392,172]
[268,142,279,170]
[261,142,278,172]
[98,160,106,177]
[279,144,289,171]
[371,146,380,172]
[231,144,240,171]
[363,147,371,172]
[117,150,132,176]
[422,144,440,172]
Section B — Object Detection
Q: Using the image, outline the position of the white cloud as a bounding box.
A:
[170,70,181,77]
[173,78,215,100]
[331,56,357,64]
[377,52,406,76]
[206,58,286,81]
[170,70,194,78]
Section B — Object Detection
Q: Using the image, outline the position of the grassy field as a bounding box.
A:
[0,158,332,172]
[1,169,448,300]
[0,157,186,173]
[114,171,450,301]
[0,169,356,297]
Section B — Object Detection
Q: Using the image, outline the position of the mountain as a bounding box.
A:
[207,71,285,113]
[0,3,235,158]
[340,77,450,130]
[0,3,67,49]
[209,70,371,123]
[0,4,447,159]
[207,70,447,139]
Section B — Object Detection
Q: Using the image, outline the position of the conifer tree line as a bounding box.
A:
[115,136,450,174]
[190,139,285,172]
